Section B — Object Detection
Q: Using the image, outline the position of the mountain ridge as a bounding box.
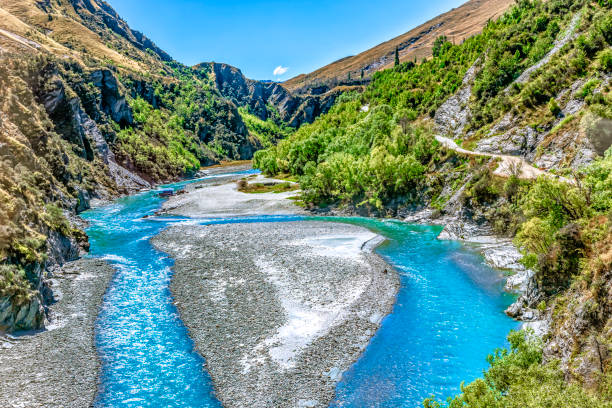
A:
[283,0,514,94]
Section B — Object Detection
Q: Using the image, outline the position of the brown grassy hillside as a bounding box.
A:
[0,0,170,74]
[283,0,514,93]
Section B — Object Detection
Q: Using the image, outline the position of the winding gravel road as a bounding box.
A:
[435,135,574,183]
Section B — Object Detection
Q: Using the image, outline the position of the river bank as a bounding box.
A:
[152,221,398,408]
[317,203,543,331]
[0,259,115,408]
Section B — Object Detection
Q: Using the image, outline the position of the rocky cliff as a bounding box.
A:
[203,62,340,128]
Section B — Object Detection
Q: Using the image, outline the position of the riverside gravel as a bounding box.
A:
[152,221,399,408]
[0,259,115,408]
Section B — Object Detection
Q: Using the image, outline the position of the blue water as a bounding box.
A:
[82,173,518,408]
[325,218,519,407]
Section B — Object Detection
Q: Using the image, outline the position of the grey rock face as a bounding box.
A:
[477,126,541,156]
[39,69,149,194]
[434,59,480,138]
[205,62,339,128]
[107,160,152,192]
[76,189,91,213]
[46,230,81,268]
[90,69,133,126]
[437,219,490,241]
[0,295,44,332]
[40,76,96,161]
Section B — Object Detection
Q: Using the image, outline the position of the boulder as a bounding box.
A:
[0,295,45,332]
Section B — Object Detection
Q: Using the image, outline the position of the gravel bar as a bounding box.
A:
[159,173,307,218]
[152,221,399,408]
[0,259,116,408]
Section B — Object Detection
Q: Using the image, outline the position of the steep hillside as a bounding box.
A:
[0,0,334,333]
[256,0,612,404]
[204,62,342,129]
[283,0,514,94]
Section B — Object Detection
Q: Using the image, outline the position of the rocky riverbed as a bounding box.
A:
[0,259,115,408]
[152,221,399,408]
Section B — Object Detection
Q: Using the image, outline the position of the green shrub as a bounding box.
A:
[238,107,293,148]
[584,147,612,211]
[42,204,71,236]
[515,217,557,254]
[581,79,602,98]
[424,330,611,408]
[0,265,34,305]
[599,49,612,72]
[548,98,561,116]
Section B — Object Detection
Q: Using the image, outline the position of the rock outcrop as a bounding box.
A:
[70,0,172,62]
[0,295,44,332]
[203,63,340,128]
[434,59,480,138]
[90,69,134,127]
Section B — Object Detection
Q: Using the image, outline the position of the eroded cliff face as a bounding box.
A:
[204,62,340,128]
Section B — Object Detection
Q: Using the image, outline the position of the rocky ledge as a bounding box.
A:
[0,258,115,408]
[152,221,399,408]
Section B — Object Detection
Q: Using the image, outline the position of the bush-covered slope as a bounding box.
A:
[255,0,612,404]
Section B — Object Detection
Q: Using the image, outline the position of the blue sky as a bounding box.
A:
[107,0,466,80]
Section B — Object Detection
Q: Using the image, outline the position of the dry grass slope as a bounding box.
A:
[283,0,514,93]
[0,0,168,74]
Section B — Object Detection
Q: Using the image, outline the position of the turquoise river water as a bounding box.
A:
[82,171,518,407]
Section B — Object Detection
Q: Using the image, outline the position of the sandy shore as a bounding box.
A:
[159,173,307,217]
[152,221,399,408]
[0,259,115,408]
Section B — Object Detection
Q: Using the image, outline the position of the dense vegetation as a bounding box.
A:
[256,0,611,206]
[256,93,439,210]
[112,63,260,182]
[424,330,612,408]
[254,0,612,404]
[238,106,294,148]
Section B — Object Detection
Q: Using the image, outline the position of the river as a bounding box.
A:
[82,170,518,407]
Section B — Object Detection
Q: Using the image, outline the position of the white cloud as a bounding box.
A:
[273,66,289,76]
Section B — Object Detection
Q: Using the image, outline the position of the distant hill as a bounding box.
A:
[283,0,514,94]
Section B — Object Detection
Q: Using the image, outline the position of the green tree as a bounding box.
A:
[395,46,400,67]
[432,35,448,57]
